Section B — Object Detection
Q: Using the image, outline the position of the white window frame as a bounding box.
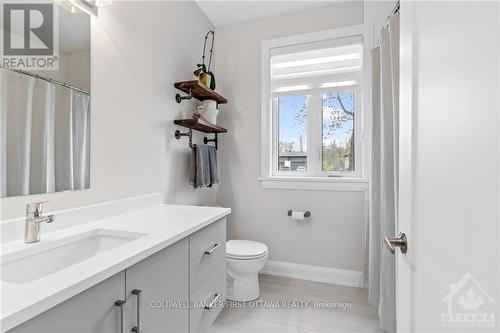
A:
[260,25,370,191]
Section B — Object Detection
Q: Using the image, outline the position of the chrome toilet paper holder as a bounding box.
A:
[287,210,311,218]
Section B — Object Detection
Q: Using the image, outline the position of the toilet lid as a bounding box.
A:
[226,240,268,259]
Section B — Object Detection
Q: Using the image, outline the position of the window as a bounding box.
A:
[322,90,355,172]
[266,34,363,179]
[278,95,308,172]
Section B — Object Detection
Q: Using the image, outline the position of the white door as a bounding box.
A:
[396,1,499,332]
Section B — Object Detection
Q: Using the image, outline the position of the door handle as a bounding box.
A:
[384,232,408,254]
[204,243,220,255]
[131,289,142,333]
[114,300,126,333]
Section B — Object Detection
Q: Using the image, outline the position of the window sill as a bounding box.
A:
[259,176,369,191]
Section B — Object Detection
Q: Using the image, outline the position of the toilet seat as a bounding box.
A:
[226,240,268,260]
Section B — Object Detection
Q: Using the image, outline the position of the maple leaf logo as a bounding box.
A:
[457,289,484,311]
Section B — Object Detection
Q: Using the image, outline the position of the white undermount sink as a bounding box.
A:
[1,229,145,284]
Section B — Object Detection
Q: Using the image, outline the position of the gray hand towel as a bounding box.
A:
[207,146,219,185]
[189,144,219,188]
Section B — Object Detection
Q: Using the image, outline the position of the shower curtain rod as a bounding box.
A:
[0,65,90,95]
[383,1,400,29]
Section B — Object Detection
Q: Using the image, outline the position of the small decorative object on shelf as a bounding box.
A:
[193,30,216,90]
[197,100,219,124]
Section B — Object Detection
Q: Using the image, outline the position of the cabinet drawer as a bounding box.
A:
[190,262,226,333]
[190,218,226,290]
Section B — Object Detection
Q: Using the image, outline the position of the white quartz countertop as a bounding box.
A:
[0,204,231,332]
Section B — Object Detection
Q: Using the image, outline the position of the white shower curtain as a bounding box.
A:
[41,83,56,193]
[71,90,91,190]
[2,70,35,196]
[369,13,399,333]
[0,69,90,197]
[0,72,6,197]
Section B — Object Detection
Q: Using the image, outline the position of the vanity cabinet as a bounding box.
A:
[124,238,189,333]
[6,218,226,333]
[7,271,126,333]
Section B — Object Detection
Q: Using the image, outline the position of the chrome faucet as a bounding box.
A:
[25,201,55,243]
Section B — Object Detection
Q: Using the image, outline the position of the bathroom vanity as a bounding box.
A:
[0,196,230,333]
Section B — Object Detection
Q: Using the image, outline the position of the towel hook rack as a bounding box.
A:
[175,128,218,150]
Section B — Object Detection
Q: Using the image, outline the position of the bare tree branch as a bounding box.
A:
[334,91,354,118]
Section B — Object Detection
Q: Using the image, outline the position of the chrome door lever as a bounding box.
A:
[384,233,408,254]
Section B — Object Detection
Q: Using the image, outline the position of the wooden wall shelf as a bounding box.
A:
[174,80,228,104]
[174,118,227,134]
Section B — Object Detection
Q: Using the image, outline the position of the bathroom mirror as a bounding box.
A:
[0,8,91,198]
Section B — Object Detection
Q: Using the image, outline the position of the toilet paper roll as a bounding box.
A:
[291,211,305,221]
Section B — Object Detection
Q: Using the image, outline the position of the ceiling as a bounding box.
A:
[195,1,342,27]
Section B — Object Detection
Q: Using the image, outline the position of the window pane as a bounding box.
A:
[322,90,355,172]
[278,95,307,172]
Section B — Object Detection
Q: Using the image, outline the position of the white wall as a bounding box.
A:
[65,50,91,92]
[31,50,91,91]
[0,1,216,219]
[214,1,366,274]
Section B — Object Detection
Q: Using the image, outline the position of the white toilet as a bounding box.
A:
[226,240,269,301]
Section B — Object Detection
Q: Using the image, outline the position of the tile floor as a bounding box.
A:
[209,274,383,333]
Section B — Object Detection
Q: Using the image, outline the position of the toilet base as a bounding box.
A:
[227,274,260,302]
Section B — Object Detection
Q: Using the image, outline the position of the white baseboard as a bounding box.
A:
[261,260,364,288]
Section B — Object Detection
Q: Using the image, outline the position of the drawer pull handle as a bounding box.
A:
[114,300,126,333]
[205,293,221,310]
[131,289,142,333]
[204,243,220,255]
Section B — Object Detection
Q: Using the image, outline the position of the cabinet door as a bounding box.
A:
[7,271,126,333]
[125,238,189,333]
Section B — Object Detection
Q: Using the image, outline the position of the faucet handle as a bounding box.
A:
[26,201,49,215]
